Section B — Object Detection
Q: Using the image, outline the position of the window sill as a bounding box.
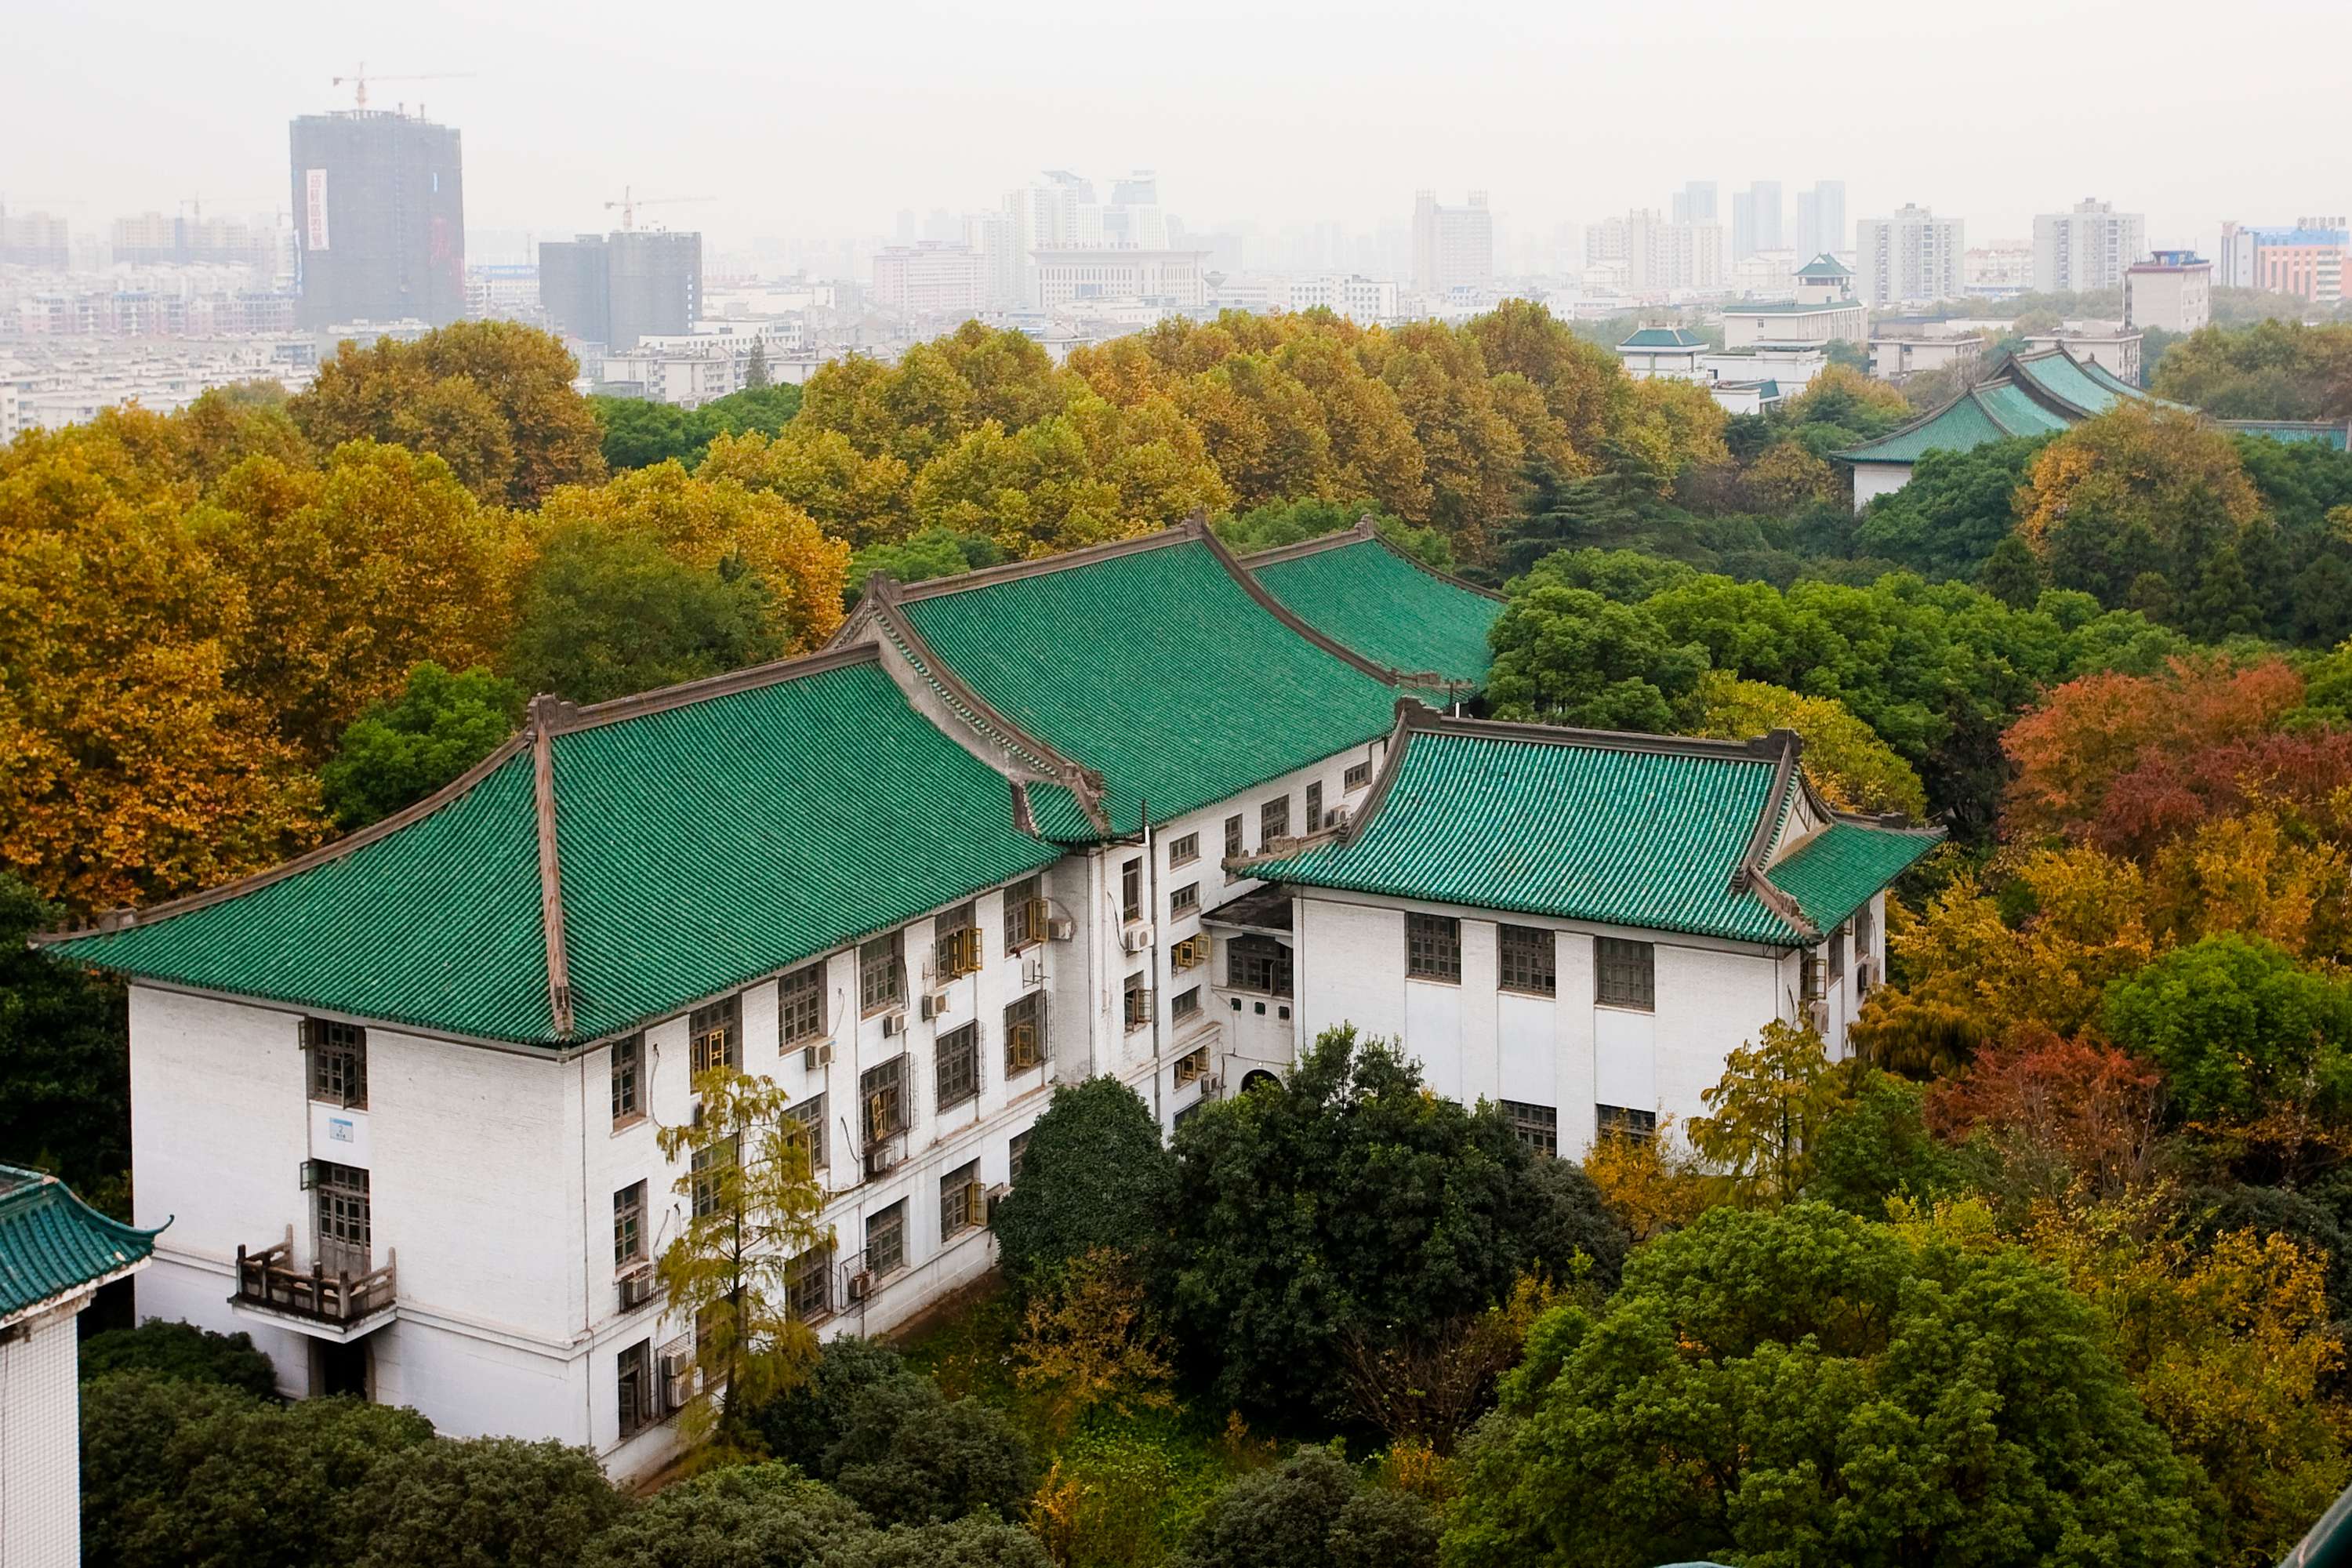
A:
[1497,985,1559,1000]
[1593,1001,1657,1016]
[1406,973,1462,986]
[611,1113,648,1136]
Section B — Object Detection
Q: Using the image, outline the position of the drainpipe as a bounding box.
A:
[1142,800,1164,1128]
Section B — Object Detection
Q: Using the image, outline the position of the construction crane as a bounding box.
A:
[604,187,715,231]
[332,64,474,111]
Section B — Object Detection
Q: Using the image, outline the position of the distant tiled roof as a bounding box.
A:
[2222,419,2351,450]
[1246,527,1504,694]
[1242,710,1938,947]
[46,650,1070,1044]
[880,529,1410,836]
[1795,253,1853,278]
[1722,299,1864,316]
[0,1165,161,1323]
[1621,327,1707,349]
[1835,346,2154,465]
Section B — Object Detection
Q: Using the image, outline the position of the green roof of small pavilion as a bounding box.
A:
[45,650,1074,1045]
[1795,253,1853,278]
[1,1165,161,1323]
[1245,528,1504,695]
[1835,346,2155,466]
[875,528,1414,837]
[1621,327,1708,349]
[1241,711,1939,947]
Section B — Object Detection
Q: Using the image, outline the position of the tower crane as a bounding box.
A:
[331,64,475,111]
[604,187,715,231]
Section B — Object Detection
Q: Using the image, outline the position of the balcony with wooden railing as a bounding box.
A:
[230,1228,397,1337]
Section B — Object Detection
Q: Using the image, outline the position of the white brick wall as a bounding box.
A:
[2,1305,82,1568]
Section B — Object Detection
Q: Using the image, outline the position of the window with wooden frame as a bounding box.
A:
[1169,831,1200,868]
[1596,1103,1658,1142]
[312,1161,371,1275]
[610,1034,644,1127]
[861,1055,909,1142]
[1306,781,1323,828]
[1004,875,1046,953]
[304,1019,368,1109]
[1123,971,1151,1032]
[1595,937,1656,1011]
[1172,985,1202,1022]
[689,996,740,1077]
[786,1092,827,1173]
[690,1135,739,1218]
[1406,912,1462,982]
[1259,795,1290,846]
[1828,927,1846,984]
[614,1181,647,1268]
[1004,992,1047,1074]
[787,1242,833,1321]
[1225,934,1292,996]
[859,932,906,1014]
[1853,900,1875,960]
[939,1160,982,1241]
[1344,759,1373,789]
[1172,931,1211,971]
[1499,1100,1558,1157]
[1120,859,1143,923]
[1170,881,1200,918]
[866,1201,906,1276]
[935,1022,979,1111]
[617,1341,655,1436]
[779,964,825,1048]
[1497,924,1557,996]
[1174,1045,1209,1087]
[1224,814,1243,858]
[1008,1129,1030,1183]
[934,902,982,979]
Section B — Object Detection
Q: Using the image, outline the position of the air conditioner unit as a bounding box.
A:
[919,991,952,1022]
[1021,951,1046,987]
[663,1370,693,1412]
[864,1142,900,1179]
[1203,1073,1225,1098]
[1121,922,1156,953]
[846,1269,873,1303]
[1805,999,1831,1032]
[880,1011,906,1037]
[658,1346,692,1383]
[1047,916,1076,942]
[617,1267,655,1311]
[804,1040,833,1072]
[1323,808,1348,830]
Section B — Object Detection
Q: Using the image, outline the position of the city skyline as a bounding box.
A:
[5,0,2339,261]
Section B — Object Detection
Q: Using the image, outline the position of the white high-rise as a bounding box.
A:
[1858,204,1964,305]
[2033,198,2147,294]
[1793,181,1846,260]
[1412,191,1494,296]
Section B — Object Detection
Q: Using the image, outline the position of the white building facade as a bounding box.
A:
[1859,205,1964,306]
[2032,199,2146,295]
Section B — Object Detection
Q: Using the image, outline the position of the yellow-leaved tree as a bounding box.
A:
[654,1068,831,1459]
[1686,1020,1855,1206]
[1691,671,1928,818]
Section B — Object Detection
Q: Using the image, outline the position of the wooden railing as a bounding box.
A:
[233,1229,397,1325]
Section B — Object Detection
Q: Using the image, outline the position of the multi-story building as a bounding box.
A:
[1792,181,1846,263]
[1287,274,1399,325]
[1963,241,2034,296]
[872,242,985,318]
[110,210,280,268]
[1720,254,1867,348]
[1624,209,1723,296]
[2251,221,2346,305]
[288,108,466,330]
[2032,198,2145,295]
[0,208,70,268]
[1411,191,1494,296]
[1857,204,1963,306]
[540,230,703,352]
[2124,251,2212,334]
[1671,181,1719,225]
[45,521,1931,1489]
[1584,216,1628,267]
[964,210,1022,312]
[466,263,543,325]
[1030,246,1207,311]
[597,323,803,405]
[1731,181,1784,261]
[0,1167,159,1568]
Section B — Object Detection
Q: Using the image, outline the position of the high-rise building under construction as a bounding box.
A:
[289,108,466,330]
[539,230,702,350]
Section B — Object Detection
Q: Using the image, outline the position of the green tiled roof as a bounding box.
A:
[2012,349,2137,413]
[1837,347,2154,466]
[1765,822,1940,932]
[2223,419,2350,449]
[1250,724,1806,944]
[1,1165,160,1321]
[1837,392,2015,464]
[1247,717,1940,947]
[895,539,1404,836]
[1621,327,1706,349]
[1248,537,1502,692]
[1795,254,1853,278]
[47,653,1066,1044]
[1724,299,1862,315]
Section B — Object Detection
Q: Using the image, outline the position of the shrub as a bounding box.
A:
[821,1374,1034,1526]
[989,1078,1176,1290]
[78,1319,278,1400]
[343,1437,628,1568]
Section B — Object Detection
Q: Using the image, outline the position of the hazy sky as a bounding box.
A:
[6,0,2346,256]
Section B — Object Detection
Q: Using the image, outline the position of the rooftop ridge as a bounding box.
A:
[1191,516,1444,690]
[557,643,884,733]
[1238,514,1507,603]
[887,521,1196,604]
[1393,702,1798,763]
[528,697,575,1039]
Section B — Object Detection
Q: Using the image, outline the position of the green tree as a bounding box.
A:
[1444,1204,2201,1568]
[1210,497,1455,571]
[1483,584,1710,731]
[988,1076,1177,1290]
[343,1437,629,1568]
[318,663,526,829]
[78,1320,278,1399]
[746,340,771,390]
[741,1334,908,1474]
[504,522,782,704]
[1170,1446,1438,1568]
[2102,933,2352,1129]
[653,1068,831,1453]
[577,1462,870,1568]
[848,528,1006,601]
[1806,1073,1965,1218]
[1686,1020,1854,1205]
[1855,436,2049,579]
[1164,1025,1621,1417]
[291,321,607,506]
[820,1374,1034,1526]
[838,1515,1055,1568]
[0,877,129,1203]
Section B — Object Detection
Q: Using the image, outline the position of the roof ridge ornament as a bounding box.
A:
[528,704,576,1038]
